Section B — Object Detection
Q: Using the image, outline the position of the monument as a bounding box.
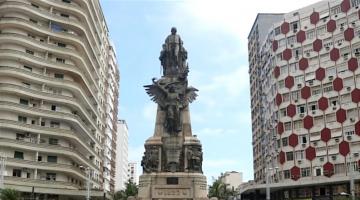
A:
[138,28,208,200]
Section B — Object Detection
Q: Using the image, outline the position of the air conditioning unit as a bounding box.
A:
[295,99,298,103]
[290,44,294,47]
[309,80,314,86]
[302,143,306,148]
[297,160,302,164]
[355,153,359,157]
[335,138,340,143]
[312,110,316,114]
[306,52,310,57]
[313,141,318,146]
[326,46,330,51]
[350,118,355,122]
[297,83,302,88]
[347,135,352,140]
[329,76,333,81]
[331,155,337,160]
[300,113,305,118]
[333,106,337,110]
[320,157,324,162]
[347,87,351,91]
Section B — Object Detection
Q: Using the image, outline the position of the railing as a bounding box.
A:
[0,0,103,88]
[6,157,86,178]
[0,119,98,166]
[4,176,80,189]
[0,17,103,111]
[0,47,100,115]
[0,65,99,130]
[0,101,98,144]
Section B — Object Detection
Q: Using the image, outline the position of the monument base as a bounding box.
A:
[138,172,208,200]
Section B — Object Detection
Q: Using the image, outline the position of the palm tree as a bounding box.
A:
[113,180,138,200]
[208,176,237,200]
[0,188,20,200]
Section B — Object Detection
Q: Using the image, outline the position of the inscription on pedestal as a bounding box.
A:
[153,188,192,199]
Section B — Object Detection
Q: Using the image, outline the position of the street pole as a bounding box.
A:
[266,168,270,200]
[86,167,91,200]
[350,154,355,200]
[0,154,5,189]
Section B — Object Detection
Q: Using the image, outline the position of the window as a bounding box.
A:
[60,13,69,18]
[62,0,71,3]
[14,151,24,159]
[20,99,29,105]
[331,6,341,15]
[22,82,31,88]
[46,173,56,181]
[31,3,39,8]
[286,152,294,161]
[351,0,360,7]
[290,21,299,32]
[49,138,58,145]
[275,27,281,36]
[300,135,307,144]
[26,49,34,55]
[13,169,21,177]
[301,167,311,177]
[278,80,285,89]
[41,121,45,126]
[292,91,300,100]
[18,116,27,123]
[306,29,315,39]
[51,105,57,111]
[284,170,290,179]
[29,18,38,24]
[50,121,60,128]
[294,120,303,129]
[57,43,66,48]
[315,168,322,176]
[56,58,65,63]
[47,156,58,163]
[16,133,25,140]
[54,73,64,79]
[335,163,345,174]
[38,156,42,161]
[285,122,292,131]
[282,137,288,147]
[323,83,333,93]
[295,150,305,160]
[23,65,32,71]
[297,104,306,114]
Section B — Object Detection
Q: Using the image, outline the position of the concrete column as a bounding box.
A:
[158,146,162,172]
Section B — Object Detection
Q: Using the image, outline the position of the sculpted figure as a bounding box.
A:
[141,147,159,173]
[165,27,183,63]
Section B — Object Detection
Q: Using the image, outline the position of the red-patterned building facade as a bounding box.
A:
[244,0,360,199]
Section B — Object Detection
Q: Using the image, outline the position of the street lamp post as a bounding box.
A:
[86,167,91,200]
[349,154,356,200]
[266,167,270,200]
[0,153,6,189]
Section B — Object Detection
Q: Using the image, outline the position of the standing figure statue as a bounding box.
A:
[165,27,183,65]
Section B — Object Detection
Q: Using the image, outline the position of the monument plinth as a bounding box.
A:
[138,28,208,200]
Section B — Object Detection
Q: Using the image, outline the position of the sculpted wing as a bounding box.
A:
[144,83,167,107]
[185,86,198,104]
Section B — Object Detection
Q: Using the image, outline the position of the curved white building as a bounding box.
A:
[0,0,119,199]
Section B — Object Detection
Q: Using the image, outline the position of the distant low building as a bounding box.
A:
[115,120,129,191]
[220,171,243,191]
[128,162,138,184]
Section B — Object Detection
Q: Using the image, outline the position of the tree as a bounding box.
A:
[208,176,236,200]
[113,180,138,200]
[0,188,20,200]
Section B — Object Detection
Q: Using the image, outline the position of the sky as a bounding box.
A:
[101,0,319,183]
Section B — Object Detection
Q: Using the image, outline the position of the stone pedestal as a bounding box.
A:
[138,172,208,200]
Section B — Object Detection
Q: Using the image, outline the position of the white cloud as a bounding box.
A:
[197,65,249,99]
